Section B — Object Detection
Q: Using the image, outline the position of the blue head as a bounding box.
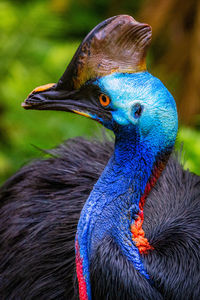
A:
[95,71,178,155]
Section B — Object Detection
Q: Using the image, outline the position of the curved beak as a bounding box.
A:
[22,83,99,121]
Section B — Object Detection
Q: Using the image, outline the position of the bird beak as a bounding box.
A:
[22,83,96,121]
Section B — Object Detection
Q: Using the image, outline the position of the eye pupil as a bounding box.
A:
[102,95,107,103]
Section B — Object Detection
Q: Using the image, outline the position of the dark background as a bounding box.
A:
[0,0,199,184]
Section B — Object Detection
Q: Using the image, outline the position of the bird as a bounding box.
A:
[0,14,200,300]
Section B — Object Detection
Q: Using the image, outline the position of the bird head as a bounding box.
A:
[22,14,178,157]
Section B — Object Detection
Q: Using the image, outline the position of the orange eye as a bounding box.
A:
[99,94,110,107]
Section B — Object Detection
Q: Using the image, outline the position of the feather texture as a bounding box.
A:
[0,137,199,299]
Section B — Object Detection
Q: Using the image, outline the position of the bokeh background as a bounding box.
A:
[0,0,200,185]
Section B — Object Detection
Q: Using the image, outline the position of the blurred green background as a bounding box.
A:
[0,0,200,185]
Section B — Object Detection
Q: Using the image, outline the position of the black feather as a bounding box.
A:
[0,137,112,299]
[0,137,199,299]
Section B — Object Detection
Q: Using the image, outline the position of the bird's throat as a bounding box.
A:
[75,134,169,300]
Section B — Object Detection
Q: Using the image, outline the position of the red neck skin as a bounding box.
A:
[131,160,166,254]
[75,240,88,300]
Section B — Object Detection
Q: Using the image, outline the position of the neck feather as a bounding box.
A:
[75,132,170,300]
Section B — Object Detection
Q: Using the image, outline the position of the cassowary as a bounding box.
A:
[0,15,200,300]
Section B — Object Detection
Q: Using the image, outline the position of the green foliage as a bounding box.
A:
[177,127,200,176]
[0,0,199,185]
[0,0,102,184]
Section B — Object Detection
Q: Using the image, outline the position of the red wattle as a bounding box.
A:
[131,162,165,254]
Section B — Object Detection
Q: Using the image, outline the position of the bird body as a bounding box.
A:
[0,14,200,300]
[0,139,199,299]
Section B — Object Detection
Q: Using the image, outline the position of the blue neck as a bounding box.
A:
[75,128,168,299]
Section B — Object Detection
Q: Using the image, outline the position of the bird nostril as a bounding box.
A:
[27,95,44,104]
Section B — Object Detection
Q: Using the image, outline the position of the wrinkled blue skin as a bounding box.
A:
[75,72,178,299]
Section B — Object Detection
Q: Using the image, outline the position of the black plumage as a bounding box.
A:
[0,138,112,299]
[0,137,199,299]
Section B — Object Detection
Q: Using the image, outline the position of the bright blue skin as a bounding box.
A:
[75,72,178,299]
